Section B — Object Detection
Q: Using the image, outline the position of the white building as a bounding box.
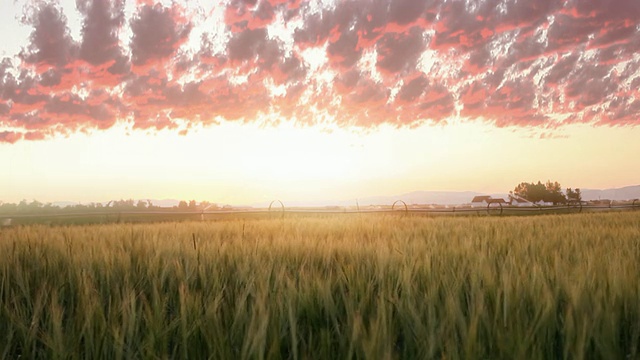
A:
[471,196,507,207]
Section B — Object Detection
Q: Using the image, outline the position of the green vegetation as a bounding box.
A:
[512,180,581,204]
[1,212,639,359]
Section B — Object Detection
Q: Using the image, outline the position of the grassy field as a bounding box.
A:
[1,212,639,359]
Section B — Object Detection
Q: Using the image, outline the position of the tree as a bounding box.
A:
[514,181,547,203]
[545,181,566,205]
[566,188,582,202]
[113,199,135,209]
[514,180,568,205]
[178,200,188,210]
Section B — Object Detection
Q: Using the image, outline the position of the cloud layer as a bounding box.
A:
[1,0,640,142]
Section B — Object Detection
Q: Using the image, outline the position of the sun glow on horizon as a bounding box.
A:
[1,119,639,205]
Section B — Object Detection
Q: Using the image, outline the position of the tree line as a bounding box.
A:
[0,199,220,215]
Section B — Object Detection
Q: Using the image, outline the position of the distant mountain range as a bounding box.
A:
[49,185,640,208]
[319,191,509,207]
[269,185,640,207]
[340,185,640,206]
[350,185,640,206]
[579,185,640,201]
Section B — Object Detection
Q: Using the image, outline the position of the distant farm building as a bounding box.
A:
[471,196,491,205]
[508,194,535,206]
[509,198,530,206]
[471,196,507,207]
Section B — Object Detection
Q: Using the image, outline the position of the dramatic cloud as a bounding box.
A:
[77,0,126,66]
[19,3,77,68]
[2,0,640,142]
[130,3,191,68]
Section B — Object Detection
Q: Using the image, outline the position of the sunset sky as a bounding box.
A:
[1,0,639,205]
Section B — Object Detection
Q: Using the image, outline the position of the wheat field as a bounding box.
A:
[1,212,639,359]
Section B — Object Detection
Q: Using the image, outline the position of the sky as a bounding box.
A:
[0,0,639,205]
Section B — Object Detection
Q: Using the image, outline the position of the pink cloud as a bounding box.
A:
[19,3,77,70]
[130,3,191,69]
[0,131,22,144]
[2,0,640,143]
[77,0,126,66]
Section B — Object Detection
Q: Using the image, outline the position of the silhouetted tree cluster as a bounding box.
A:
[0,200,59,214]
[565,188,582,202]
[513,181,580,205]
[0,199,218,215]
[176,200,199,211]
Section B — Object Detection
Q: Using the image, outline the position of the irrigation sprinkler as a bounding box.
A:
[567,200,583,213]
[486,201,503,216]
[201,203,217,221]
[391,200,408,215]
[103,200,115,223]
[268,200,285,219]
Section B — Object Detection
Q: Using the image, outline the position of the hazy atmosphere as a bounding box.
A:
[1,0,639,204]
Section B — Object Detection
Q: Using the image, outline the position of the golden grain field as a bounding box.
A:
[1,212,639,359]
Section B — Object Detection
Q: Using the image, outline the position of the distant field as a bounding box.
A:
[1,200,638,226]
[1,212,639,358]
